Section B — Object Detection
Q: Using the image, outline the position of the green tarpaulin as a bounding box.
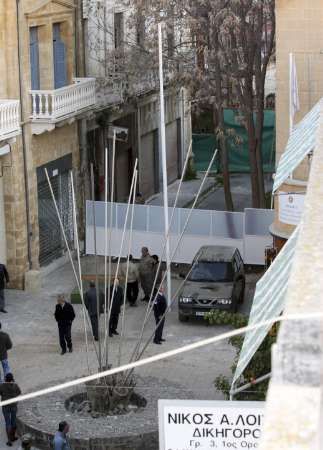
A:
[193,109,276,173]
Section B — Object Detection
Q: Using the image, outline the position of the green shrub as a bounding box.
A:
[205,310,277,400]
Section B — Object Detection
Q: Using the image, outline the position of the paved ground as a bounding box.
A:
[197,173,273,211]
[0,259,261,448]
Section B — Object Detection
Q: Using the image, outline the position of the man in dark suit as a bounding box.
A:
[108,279,124,337]
[84,281,104,341]
[0,263,9,313]
[153,287,167,345]
[54,294,75,355]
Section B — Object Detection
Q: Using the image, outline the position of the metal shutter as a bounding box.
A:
[38,171,73,266]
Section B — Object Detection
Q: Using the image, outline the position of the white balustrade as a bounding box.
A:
[0,100,21,141]
[30,78,96,122]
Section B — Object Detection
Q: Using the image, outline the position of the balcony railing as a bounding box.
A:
[0,100,21,141]
[30,78,96,122]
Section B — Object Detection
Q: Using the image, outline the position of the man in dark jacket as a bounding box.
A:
[0,323,12,382]
[108,279,124,337]
[84,281,104,341]
[54,295,75,355]
[153,287,167,345]
[0,263,9,313]
[0,372,21,446]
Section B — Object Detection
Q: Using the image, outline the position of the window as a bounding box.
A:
[136,16,145,47]
[53,23,67,89]
[114,12,124,49]
[188,262,234,283]
[29,27,40,90]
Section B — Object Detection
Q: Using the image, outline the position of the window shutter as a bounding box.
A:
[30,27,40,90]
[53,24,67,89]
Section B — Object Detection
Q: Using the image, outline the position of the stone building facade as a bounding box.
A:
[271,0,323,249]
[0,0,192,289]
[0,0,95,288]
[83,0,192,204]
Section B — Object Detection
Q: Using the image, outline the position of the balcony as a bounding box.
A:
[0,100,21,142]
[30,78,96,135]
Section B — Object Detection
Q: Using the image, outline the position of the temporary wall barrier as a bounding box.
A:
[86,202,274,265]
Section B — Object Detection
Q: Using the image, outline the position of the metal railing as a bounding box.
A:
[0,100,21,141]
[30,78,96,121]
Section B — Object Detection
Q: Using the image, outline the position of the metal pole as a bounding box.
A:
[102,159,138,359]
[44,169,100,364]
[104,147,108,341]
[91,164,102,371]
[70,171,90,374]
[128,150,218,364]
[229,373,272,399]
[289,52,293,135]
[118,170,138,366]
[158,22,172,307]
[105,129,116,367]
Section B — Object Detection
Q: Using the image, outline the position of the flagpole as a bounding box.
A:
[289,52,294,135]
[158,22,172,307]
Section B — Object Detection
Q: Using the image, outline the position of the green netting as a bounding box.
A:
[193,109,276,173]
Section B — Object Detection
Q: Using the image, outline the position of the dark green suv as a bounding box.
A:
[178,245,245,322]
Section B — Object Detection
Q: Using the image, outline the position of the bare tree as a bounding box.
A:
[130,0,275,208]
[86,0,275,208]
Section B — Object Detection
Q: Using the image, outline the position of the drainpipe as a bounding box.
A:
[16,0,32,271]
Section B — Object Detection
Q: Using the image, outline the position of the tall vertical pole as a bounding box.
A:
[91,164,102,371]
[158,22,172,307]
[104,147,108,340]
[105,129,116,367]
[289,52,293,135]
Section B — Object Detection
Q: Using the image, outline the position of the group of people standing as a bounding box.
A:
[54,247,168,355]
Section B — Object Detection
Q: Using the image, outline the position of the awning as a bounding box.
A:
[231,226,299,388]
[273,100,322,192]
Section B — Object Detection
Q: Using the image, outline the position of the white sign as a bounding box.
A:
[279,192,305,226]
[159,400,265,450]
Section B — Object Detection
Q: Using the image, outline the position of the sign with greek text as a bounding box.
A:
[158,400,265,450]
[278,192,305,226]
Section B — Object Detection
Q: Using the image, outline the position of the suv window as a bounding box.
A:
[188,262,234,283]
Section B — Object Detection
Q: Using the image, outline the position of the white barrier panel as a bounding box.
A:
[243,209,274,265]
[86,202,274,265]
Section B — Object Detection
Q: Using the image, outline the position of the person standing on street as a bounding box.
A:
[0,263,9,313]
[84,281,104,341]
[18,434,35,450]
[53,421,71,450]
[138,247,155,302]
[54,295,75,355]
[121,255,139,306]
[0,323,12,382]
[108,279,123,337]
[0,373,21,447]
[153,287,167,345]
[152,255,163,290]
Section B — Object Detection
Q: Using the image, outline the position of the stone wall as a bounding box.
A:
[276,0,323,178]
[0,0,81,287]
